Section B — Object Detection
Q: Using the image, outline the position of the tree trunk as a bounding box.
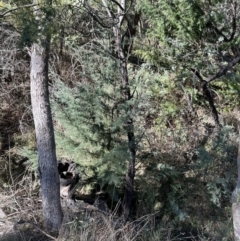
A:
[201,82,220,129]
[232,132,240,240]
[30,41,62,234]
[120,55,136,221]
[30,0,62,234]
[101,0,137,221]
[114,27,136,221]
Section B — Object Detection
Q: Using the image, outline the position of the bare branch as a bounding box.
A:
[0,3,37,18]
[110,0,125,11]
[190,68,220,128]
[190,68,205,83]
[118,0,125,27]
[206,54,240,83]
[85,0,118,28]
[191,53,240,83]
[101,0,114,18]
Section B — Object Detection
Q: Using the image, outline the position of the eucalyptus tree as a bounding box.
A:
[0,0,63,233]
[29,0,62,233]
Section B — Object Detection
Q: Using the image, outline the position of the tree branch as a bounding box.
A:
[206,54,240,83]
[190,68,220,128]
[102,0,114,18]
[0,3,37,18]
[190,68,205,82]
[85,0,117,28]
[191,53,240,83]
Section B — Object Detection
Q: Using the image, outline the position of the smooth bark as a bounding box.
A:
[30,41,62,234]
[30,0,62,234]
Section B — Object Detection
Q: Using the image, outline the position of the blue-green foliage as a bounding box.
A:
[52,60,125,185]
[197,126,238,207]
[51,41,159,190]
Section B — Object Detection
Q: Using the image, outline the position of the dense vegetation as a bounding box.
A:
[1,0,240,240]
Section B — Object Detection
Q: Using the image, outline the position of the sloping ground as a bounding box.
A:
[0,195,148,241]
[0,196,14,238]
[0,209,14,239]
[0,192,47,241]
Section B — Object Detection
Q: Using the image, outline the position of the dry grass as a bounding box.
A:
[0,169,234,241]
[57,206,157,241]
[0,162,44,240]
[0,117,237,241]
[0,153,235,241]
